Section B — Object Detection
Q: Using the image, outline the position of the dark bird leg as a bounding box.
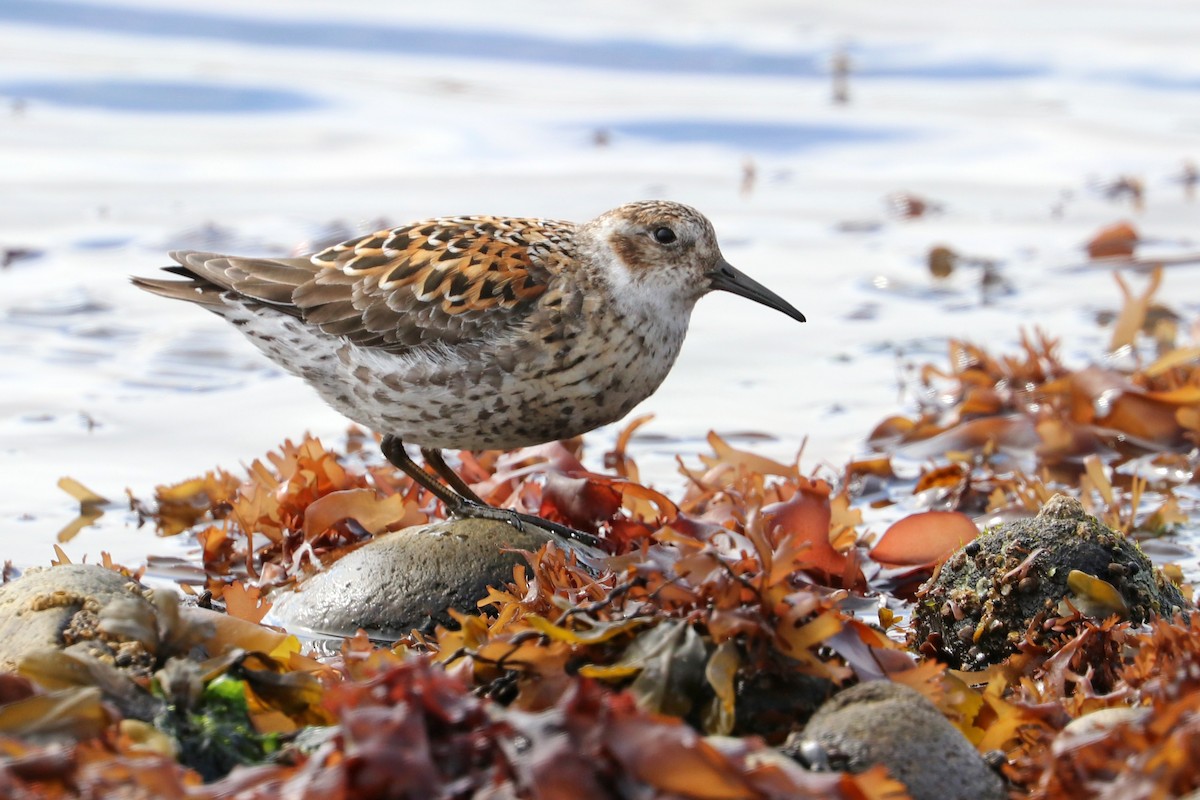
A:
[420,447,489,506]
[380,435,473,511]
[380,435,601,548]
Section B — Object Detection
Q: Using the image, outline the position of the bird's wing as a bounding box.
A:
[151,216,575,352]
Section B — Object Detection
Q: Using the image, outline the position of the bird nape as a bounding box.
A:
[133,201,805,544]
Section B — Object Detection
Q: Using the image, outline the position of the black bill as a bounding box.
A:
[707,260,806,322]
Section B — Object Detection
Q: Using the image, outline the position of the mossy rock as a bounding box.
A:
[911,494,1189,668]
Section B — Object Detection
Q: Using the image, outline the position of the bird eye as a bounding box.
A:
[652,227,677,245]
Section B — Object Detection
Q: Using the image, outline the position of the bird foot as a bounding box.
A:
[448,499,526,530]
[447,500,603,549]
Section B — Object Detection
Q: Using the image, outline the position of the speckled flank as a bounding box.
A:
[133,201,795,451]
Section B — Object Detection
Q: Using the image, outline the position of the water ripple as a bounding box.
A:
[0,0,1043,80]
[0,79,318,114]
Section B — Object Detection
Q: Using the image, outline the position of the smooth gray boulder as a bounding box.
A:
[785,680,1007,800]
[268,517,558,640]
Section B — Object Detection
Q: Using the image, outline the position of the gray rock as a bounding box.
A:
[0,564,154,673]
[267,517,557,640]
[786,680,1007,800]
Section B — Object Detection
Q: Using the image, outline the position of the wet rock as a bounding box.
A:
[0,564,154,673]
[268,517,557,640]
[912,494,1188,668]
[784,681,1006,800]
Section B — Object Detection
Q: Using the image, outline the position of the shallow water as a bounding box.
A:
[1,0,1198,579]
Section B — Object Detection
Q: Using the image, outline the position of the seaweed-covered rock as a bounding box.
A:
[912,494,1189,668]
[783,681,1007,800]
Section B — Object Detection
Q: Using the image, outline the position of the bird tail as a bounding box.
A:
[131,262,228,309]
[132,250,249,309]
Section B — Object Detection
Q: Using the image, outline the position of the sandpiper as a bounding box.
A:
[134,201,805,538]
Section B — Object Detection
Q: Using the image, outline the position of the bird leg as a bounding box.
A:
[379,435,601,548]
[380,435,470,510]
[420,447,489,506]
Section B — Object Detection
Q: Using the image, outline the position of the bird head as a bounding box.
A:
[586,200,806,323]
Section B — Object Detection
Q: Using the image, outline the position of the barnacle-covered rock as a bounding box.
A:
[0,564,155,674]
[912,494,1189,668]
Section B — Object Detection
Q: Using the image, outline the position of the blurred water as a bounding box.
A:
[1,0,1198,581]
[0,0,1045,80]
